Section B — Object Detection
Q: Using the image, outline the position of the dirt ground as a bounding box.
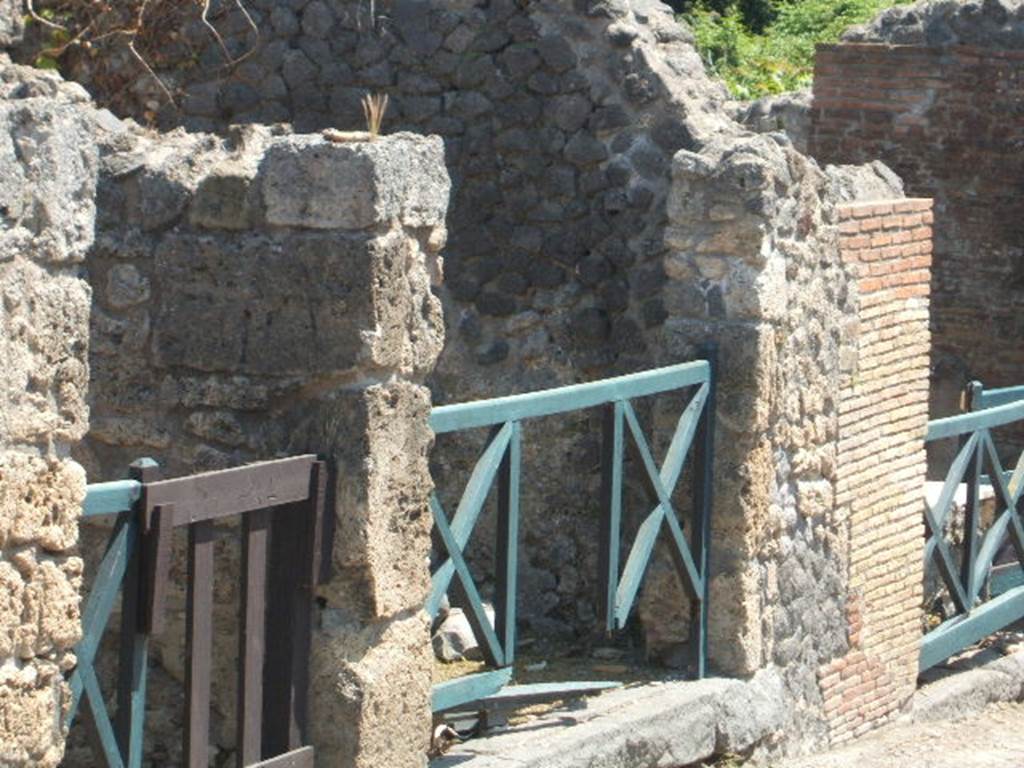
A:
[781,702,1024,768]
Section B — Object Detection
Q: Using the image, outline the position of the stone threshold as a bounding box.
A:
[914,640,1024,724]
[431,669,785,768]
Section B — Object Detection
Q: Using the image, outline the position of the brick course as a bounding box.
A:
[819,199,932,744]
[811,43,1024,432]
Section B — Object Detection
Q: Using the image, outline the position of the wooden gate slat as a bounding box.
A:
[263,460,326,757]
[238,508,270,768]
[185,520,215,768]
[140,503,173,635]
[116,458,160,768]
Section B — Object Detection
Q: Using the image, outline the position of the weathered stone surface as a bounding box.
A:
[0,95,98,263]
[294,381,435,619]
[311,611,432,768]
[737,89,812,154]
[431,605,495,662]
[435,674,786,768]
[261,133,450,230]
[0,0,24,47]
[0,662,70,768]
[844,0,1024,46]
[0,454,85,553]
[151,229,442,378]
[0,246,91,449]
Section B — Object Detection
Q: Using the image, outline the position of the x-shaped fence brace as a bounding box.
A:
[427,364,714,678]
[925,428,1024,615]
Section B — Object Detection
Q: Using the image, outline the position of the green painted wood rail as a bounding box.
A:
[428,352,717,712]
[921,381,1024,672]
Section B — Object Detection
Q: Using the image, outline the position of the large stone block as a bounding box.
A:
[151,230,442,378]
[0,454,85,553]
[310,611,431,768]
[260,133,450,231]
[0,261,91,447]
[292,381,435,619]
[0,661,69,768]
[0,552,83,661]
[0,97,98,263]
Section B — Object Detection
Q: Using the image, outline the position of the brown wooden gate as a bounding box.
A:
[72,454,331,768]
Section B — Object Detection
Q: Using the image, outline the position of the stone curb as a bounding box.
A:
[913,648,1024,724]
[432,668,785,768]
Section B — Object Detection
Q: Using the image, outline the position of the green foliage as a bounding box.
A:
[683,0,910,99]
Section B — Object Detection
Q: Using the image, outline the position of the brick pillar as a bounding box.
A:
[818,199,933,742]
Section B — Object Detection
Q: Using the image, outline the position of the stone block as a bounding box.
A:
[310,612,431,768]
[0,454,85,553]
[0,662,69,768]
[260,133,449,231]
[151,230,443,378]
[189,159,259,230]
[0,261,91,447]
[0,99,98,263]
[292,381,434,620]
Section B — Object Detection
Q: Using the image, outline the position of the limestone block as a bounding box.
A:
[151,230,442,378]
[0,453,85,553]
[0,560,24,659]
[310,611,431,768]
[190,159,260,231]
[0,261,91,446]
[11,552,83,659]
[0,661,69,768]
[293,382,434,619]
[0,99,98,263]
[260,132,450,231]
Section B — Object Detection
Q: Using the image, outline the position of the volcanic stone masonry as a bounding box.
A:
[0,0,966,764]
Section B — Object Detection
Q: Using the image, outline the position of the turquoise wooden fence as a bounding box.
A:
[429,353,716,711]
[68,459,154,768]
[920,382,1024,671]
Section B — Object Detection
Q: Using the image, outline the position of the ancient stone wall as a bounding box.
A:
[640,123,925,753]
[68,127,449,768]
[36,0,745,638]
[0,63,100,766]
[809,0,1024,439]
[818,199,932,743]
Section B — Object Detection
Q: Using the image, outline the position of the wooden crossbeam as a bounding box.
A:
[611,396,705,629]
[427,422,513,617]
[431,498,506,667]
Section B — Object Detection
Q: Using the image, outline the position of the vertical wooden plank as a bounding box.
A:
[263,500,299,758]
[140,504,173,635]
[238,508,270,768]
[185,520,214,768]
[263,462,323,757]
[116,458,160,768]
[598,401,625,633]
[689,345,717,679]
[495,422,520,664]
[963,433,983,607]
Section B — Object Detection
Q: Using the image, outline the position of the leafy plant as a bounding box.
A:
[684,0,912,99]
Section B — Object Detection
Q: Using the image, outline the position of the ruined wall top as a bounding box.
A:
[843,0,1024,47]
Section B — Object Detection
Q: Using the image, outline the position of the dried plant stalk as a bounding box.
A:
[361,92,389,139]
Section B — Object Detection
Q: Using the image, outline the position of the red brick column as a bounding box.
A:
[818,199,933,743]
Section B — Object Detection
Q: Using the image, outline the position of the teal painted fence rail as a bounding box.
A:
[69,459,157,768]
[921,381,1024,672]
[429,353,716,711]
